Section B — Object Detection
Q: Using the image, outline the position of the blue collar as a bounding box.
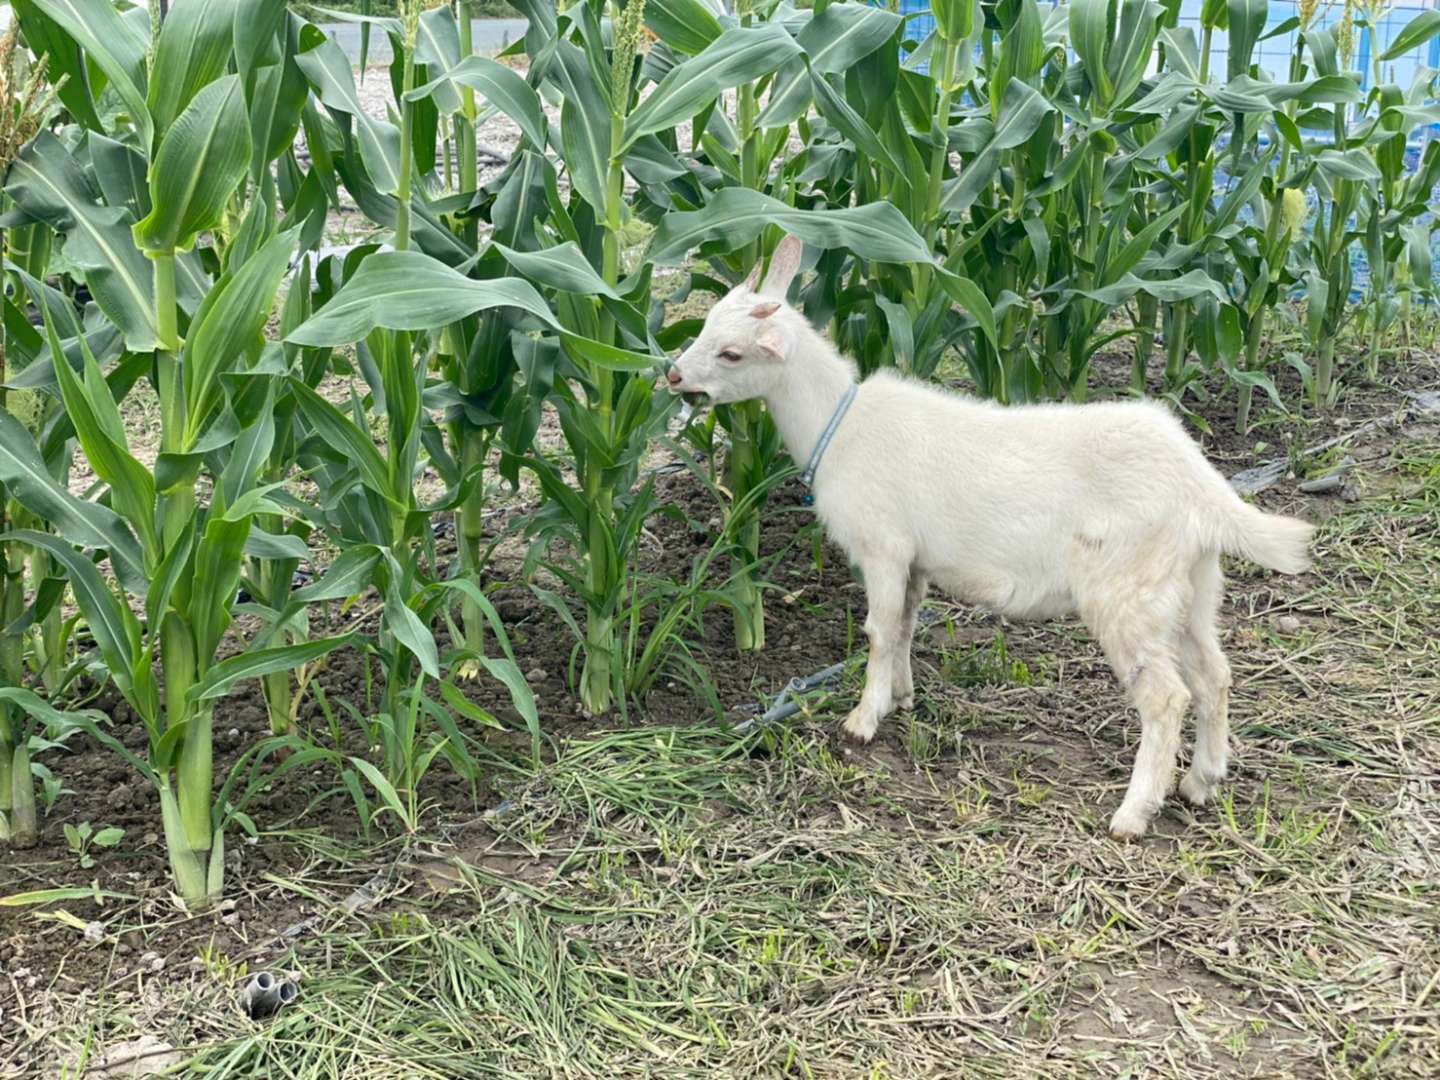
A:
[799,383,857,506]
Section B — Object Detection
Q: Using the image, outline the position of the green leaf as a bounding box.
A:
[12,0,105,130]
[1381,9,1440,60]
[234,0,289,83]
[933,0,980,43]
[133,76,253,255]
[296,36,403,195]
[559,333,661,373]
[27,0,152,149]
[809,69,905,177]
[1074,270,1226,305]
[552,43,610,214]
[190,513,251,668]
[1313,148,1382,183]
[286,250,561,345]
[1226,0,1267,81]
[644,0,724,54]
[1070,0,1115,107]
[942,79,1053,212]
[347,757,408,824]
[1107,0,1162,108]
[6,531,141,688]
[183,230,297,448]
[436,579,539,757]
[622,25,803,149]
[493,241,619,298]
[248,24,319,181]
[288,382,399,506]
[649,188,933,267]
[0,421,147,593]
[379,550,439,678]
[148,0,240,141]
[757,57,813,128]
[43,315,159,563]
[934,270,999,354]
[190,635,356,702]
[294,546,381,602]
[5,133,159,351]
[798,3,903,74]
[438,681,503,730]
[409,56,548,151]
[243,529,311,561]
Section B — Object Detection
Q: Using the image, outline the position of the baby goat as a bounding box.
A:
[668,236,1315,841]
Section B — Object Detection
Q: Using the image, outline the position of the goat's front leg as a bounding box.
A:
[892,569,928,711]
[842,559,909,743]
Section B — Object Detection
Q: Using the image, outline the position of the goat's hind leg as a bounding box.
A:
[892,569,928,711]
[842,558,909,744]
[1177,554,1232,807]
[1077,567,1192,842]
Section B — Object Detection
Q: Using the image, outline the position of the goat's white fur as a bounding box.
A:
[671,236,1316,841]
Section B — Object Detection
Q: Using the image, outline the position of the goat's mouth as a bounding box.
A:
[681,390,709,407]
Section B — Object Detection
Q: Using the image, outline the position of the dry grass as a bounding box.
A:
[10,413,1438,1078]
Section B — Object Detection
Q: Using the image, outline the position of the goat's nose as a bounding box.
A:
[666,368,683,387]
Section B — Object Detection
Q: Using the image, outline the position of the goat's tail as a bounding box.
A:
[1218,500,1315,575]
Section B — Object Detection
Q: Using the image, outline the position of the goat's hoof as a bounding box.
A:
[896,692,915,711]
[1177,772,1214,807]
[1107,810,1149,843]
[841,708,879,744]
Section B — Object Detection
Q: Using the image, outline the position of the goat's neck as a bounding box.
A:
[762,323,857,469]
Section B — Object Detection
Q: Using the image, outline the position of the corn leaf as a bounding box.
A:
[493,241,620,299]
[148,0,240,141]
[293,546,382,602]
[797,3,903,75]
[26,0,151,148]
[288,381,401,506]
[1381,10,1440,60]
[182,230,297,448]
[648,188,933,266]
[5,134,159,351]
[286,250,561,345]
[623,25,802,149]
[297,36,403,194]
[190,635,357,702]
[0,421,147,593]
[409,56,548,151]
[942,79,1053,212]
[133,76,253,255]
[6,530,141,691]
[43,317,159,563]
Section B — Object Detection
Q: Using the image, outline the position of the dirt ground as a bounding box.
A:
[2,327,1438,1078]
[4,50,1440,1080]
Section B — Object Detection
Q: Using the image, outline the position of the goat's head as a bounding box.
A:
[667,234,803,406]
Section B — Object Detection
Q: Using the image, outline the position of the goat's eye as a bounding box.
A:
[719,349,742,363]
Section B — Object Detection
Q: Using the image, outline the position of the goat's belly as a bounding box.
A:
[928,564,1075,621]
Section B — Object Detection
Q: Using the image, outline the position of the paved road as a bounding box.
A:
[323,18,529,65]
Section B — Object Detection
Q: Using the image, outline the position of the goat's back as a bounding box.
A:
[814,374,1257,588]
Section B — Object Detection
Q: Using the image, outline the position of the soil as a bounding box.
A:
[3,336,1437,1075]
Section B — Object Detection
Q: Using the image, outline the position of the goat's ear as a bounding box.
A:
[757,235,803,299]
[755,324,788,361]
[740,260,764,292]
[750,300,780,319]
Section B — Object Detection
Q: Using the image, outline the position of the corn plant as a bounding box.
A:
[0,0,353,906]
[0,23,64,848]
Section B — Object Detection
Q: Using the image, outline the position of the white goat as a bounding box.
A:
[668,236,1315,840]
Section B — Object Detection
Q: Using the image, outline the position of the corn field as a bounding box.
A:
[0,0,1436,1020]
